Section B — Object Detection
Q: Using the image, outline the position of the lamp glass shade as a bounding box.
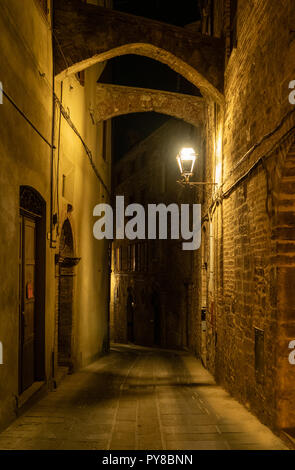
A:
[177,147,197,179]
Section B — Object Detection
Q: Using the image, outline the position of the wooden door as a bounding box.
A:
[20,215,36,392]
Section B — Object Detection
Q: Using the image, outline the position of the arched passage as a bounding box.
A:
[54,0,224,104]
[95,84,205,126]
[57,218,80,370]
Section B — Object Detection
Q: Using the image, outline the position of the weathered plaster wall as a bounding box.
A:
[55,62,112,369]
[0,0,54,429]
[0,0,112,431]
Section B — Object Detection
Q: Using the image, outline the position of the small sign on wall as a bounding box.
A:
[26,281,34,299]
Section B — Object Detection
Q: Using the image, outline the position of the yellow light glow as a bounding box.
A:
[215,162,222,184]
[177,147,197,180]
[177,156,183,173]
[180,147,196,159]
[216,132,222,157]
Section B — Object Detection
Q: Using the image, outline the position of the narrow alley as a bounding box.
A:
[0,345,287,450]
[1,0,295,457]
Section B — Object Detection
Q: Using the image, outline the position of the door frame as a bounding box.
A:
[19,186,46,395]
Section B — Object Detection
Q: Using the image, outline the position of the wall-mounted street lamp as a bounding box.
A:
[176,147,217,187]
[176,147,197,183]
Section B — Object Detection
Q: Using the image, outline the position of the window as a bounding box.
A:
[130,160,136,175]
[116,171,123,186]
[127,245,133,271]
[135,156,142,171]
[160,162,166,194]
[76,71,85,87]
[144,243,149,272]
[141,152,147,167]
[134,244,139,271]
[140,243,149,272]
[230,0,238,53]
[140,188,146,205]
[115,247,122,272]
[121,245,127,272]
[62,175,66,198]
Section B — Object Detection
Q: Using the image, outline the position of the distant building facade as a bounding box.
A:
[110,119,202,349]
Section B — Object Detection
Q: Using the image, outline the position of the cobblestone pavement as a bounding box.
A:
[0,344,288,450]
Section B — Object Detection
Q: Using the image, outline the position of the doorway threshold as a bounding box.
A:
[54,366,70,388]
[18,381,46,409]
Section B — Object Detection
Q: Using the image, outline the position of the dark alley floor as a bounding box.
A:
[0,344,288,450]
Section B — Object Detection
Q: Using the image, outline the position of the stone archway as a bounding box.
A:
[272,137,295,430]
[57,219,80,371]
[95,84,205,126]
[53,0,224,104]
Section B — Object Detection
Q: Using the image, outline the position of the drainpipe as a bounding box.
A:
[50,0,56,249]
[50,0,56,389]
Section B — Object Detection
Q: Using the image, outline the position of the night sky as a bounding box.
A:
[113,0,200,27]
[99,1,201,161]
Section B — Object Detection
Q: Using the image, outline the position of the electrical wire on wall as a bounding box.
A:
[54,94,111,199]
[55,81,63,238]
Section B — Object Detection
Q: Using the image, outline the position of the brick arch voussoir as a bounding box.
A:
[54,0,224,103]
[95,84,205,128]
[55,43,224,106]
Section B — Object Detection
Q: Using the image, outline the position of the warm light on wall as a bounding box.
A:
[215,162,222,185]
[216,134,222,159]
[215,128,223,186]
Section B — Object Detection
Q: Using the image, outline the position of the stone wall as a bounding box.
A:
[198,0,295,430]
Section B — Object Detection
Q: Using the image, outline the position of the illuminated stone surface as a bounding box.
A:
[95,84,205,127]
[53,0,224,103]
[0,345,287,450]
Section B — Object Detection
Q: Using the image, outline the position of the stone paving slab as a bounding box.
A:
[0,344,289,450]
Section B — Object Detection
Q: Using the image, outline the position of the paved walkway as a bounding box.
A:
[0,344,288,450]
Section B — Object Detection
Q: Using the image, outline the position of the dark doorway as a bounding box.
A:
[151,290,161,346]
[127,287,135,343]
[58,219,77,369]
[19,186,46,394]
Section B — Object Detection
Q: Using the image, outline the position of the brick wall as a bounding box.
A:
[198,0,295,430]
